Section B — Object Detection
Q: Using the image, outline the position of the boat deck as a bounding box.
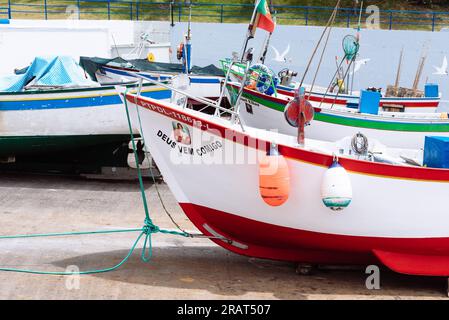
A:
[0,173,445,299]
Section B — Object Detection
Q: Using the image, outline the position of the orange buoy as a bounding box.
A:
[259,143,290,207]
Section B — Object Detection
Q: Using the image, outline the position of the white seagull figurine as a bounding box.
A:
[433,56,448,75]
[271,44,291,63]
[349,58,370,75]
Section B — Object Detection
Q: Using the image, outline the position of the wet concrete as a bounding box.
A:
[0,173,446,300]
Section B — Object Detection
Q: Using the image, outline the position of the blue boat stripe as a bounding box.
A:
[0,89,171,111]
[189,77,221,84]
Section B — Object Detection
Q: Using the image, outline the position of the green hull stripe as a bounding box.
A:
[243,90,449,133]
[0,135,132,157]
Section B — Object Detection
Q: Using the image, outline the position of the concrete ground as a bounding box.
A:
[0,172,446,300]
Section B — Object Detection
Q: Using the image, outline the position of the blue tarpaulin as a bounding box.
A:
[0,56,99,92]
[424,136,449,169]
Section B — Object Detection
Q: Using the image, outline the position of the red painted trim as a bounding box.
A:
[379,101,439,108]
[277,87,439,108]
[373,250,449,276]
[180,202,449,275]
[179,202,375,265]
[126,93,449,182]
[276,87,348,105]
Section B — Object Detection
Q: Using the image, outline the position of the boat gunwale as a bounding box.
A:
[0,81,160,97]
[229,83,449,129]
[101,65,225,79]
[219,59,441,104]
[278,85,442,103]
[126,92,449,182]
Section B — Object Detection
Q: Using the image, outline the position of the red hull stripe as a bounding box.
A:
[277,87,439,108]
[379,101,440,108]
[180,202,449,275]
[127,93,449,182]
[276,88,347,105]
[373,250,449,277]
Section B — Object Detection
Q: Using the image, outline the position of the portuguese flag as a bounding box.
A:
[250,0,275,36]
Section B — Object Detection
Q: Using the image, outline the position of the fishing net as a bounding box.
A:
[342,35,359,61]
[244,64,279,96]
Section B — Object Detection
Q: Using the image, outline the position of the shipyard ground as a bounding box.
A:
[0,173,446,300]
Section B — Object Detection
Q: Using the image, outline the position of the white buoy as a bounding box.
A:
[321,161,352,211]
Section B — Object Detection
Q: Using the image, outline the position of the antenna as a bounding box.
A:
[357,0,364,32]
[187,4,192,41]
[111,34,121,58]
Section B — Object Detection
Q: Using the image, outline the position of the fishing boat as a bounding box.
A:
[217,1,446,150]
[220,0,441,114]
[220,59,441,113]
[119,0,449,277]
[226,81,449,150]
[0,56,170,159]
[80,8,224,104]
[122,80,449,277]
[82,56,223,104]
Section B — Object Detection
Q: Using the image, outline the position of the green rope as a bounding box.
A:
[123,87,152,225]
[0,87,189,275]
[130,87,191,236]
[0,220,186,275]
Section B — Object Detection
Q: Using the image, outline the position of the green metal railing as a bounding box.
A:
[1,1,448,31]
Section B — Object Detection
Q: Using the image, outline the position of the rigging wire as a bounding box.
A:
[298,0,341,89]
[306,5,339,100]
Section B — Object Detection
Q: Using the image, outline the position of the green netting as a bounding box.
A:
[342,35,359,61]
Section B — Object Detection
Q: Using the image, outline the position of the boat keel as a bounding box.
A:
[373,249,449,277]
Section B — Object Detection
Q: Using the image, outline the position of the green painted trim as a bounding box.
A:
[322,198,352,208]
[0,134,133,157]
[314,112,449,132]
[242,92,285,112]
[242,89,449,133]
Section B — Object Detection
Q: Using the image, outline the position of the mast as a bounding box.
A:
[350,0,364,95]
[258,1,275,64]
[394,48,404,95]
[258,18,276,63]
[412,52,427,94]
[299,0,341,88]
[183,5,192,73]
[357,1,364,33]
[412,44,428,95]
[297,88,306,147]
[240,0,261,62]
[258,32,272,64]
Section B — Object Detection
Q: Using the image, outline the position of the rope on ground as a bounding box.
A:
[129,86,234,243]
[0,87,190,275]
[0,219,187,275]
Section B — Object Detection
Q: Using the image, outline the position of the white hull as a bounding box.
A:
[239,96,449,150]
[124,92,449,276]
[98,67,222,100]
[0,84,169,137]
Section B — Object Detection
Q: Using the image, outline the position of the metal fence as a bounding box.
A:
[0,1,448,31]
